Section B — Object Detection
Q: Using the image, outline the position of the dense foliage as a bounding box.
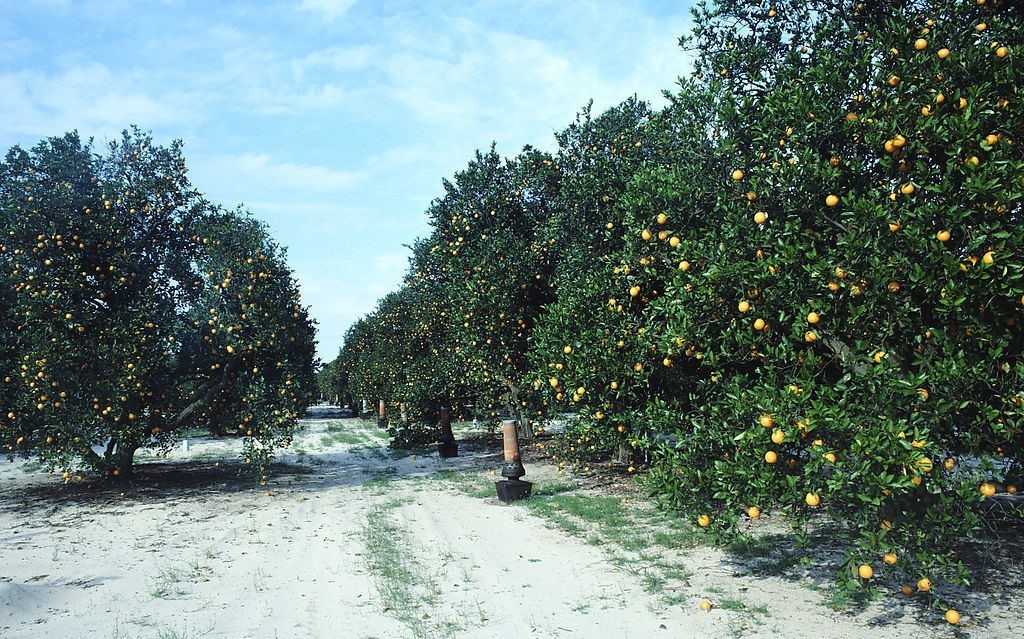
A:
[1,129,317,480]
[331,0,1022,615]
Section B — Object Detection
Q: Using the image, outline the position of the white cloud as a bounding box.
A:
[208,153,365,193]
[0,63,201,142]
[293,45,373,76]
[299,0,356,21]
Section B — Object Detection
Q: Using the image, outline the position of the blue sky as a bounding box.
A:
[1,0,696,362]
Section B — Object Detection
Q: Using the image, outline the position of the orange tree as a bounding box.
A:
[527,95,721,466]
[337,146,560,444]
[0,129,317,481]
[639,0,1024,604]
[419,146,558,436]
[316,357,351,406]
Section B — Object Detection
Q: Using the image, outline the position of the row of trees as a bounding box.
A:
[1,128,318,480]
[326,0,1022,612]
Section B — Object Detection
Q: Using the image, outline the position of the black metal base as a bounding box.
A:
[438,441,459,458]
[495,479,532,504]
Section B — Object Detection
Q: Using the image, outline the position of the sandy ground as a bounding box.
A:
[1,408,1020,639]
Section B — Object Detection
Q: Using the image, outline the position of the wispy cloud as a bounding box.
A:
[203,153,365,193]
[299,0,357,22]
[0,63,200,142]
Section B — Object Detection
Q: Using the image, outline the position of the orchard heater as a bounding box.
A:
[495,419,532,503]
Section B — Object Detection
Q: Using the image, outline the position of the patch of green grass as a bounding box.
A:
[726,533,803,576]
[363,476,395,489]
[361,499,462,639]
[149,558,214,599]
[717,597,769,616]
[429,469,494,498]
[521,490,697,608]
[19,460,45,473]
[727,534,776,559]
[320,419,389,449]
[812,581,879,610]
[149,565,188,599]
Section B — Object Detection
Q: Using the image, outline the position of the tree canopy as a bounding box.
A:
[1,128,317,481]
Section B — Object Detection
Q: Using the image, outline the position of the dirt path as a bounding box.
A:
[0,412,1018,638]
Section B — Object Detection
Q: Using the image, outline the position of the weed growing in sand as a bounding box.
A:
[149,565,189,599]
[252,567,268,592]
[319,419,389,450]
[149,558,213,599]
[429,469,492,499]
[716,597,769,617]
[519,488,704,608]
[362,476,394,491]
[361,499,462,639]
[806,580,879,610]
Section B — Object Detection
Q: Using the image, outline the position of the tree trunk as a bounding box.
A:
[614,442,631,465]
[107,440,139,483]
[504,380,535,442]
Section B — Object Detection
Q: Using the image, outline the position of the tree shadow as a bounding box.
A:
[717,510,1024,634]
[0,430,509,517]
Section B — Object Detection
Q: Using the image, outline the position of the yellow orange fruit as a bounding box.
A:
[805,492,821,507]
[936,230,951,243]
[825,194,839,207]
[747,505,761,519]
[917,577,931,592]
[764,451,778,464]
[980,482,996,496]
[945,610,960,625]
[700,599,713,611]
[807,311,820,324]
[732,169,744,181]
[754,211,768,224]
[884,552,898,565]
[937,48,949,59]
[759,414,774,428]
[771,429,785,445]
[738,300,751,313]
[698,514,710,527]
[858,564,873,579]
[753,318,767,331]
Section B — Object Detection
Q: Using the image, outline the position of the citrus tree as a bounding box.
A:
[528,96,710,466]
[0,129,317,481]
[638,0,1024,607]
